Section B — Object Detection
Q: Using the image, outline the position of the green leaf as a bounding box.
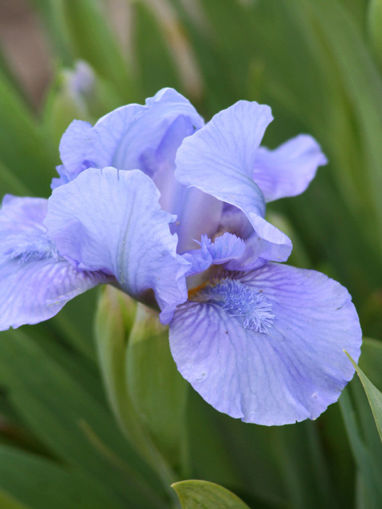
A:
[270,422,334,509]
[28,0,73,64]
[94,286,138,435]
[133,2,180,99]
[351,379,382,485]
[302,0,382,255]
[0,47,28,103]
[0,444,116,509]
[49,288,100,363]
[359,338,382,391]
[0,160,30,196]
[346,351,382,442]
[368,0,382,68]
[171,480,250,509]
[339,389,382,509]
[94,288,179,488]
[126,304,189,477]
[0,490,28,509]
[133,0,202,100]
[0,328,165,509]
[187,389,288,508]
[186,398,241,493]
[0,70,55,196]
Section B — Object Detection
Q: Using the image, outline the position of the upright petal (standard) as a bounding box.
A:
[175,101,292,261]
[54,87,204,189]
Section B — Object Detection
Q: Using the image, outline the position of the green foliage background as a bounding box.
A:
[0,0,382,507]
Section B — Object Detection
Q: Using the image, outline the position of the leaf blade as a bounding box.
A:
[172,480,250,509]
[346,351,382,442]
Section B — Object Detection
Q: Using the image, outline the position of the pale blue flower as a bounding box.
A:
[0,88,361,425]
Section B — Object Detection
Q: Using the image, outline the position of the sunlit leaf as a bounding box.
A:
[172,480,250,509]
[346,351,382,442]
[0,490,28,509]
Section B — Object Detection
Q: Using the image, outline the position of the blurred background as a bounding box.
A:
[0,1,381,508]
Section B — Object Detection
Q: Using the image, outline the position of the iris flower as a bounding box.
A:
[0,88,361,425]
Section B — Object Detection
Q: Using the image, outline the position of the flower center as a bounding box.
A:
[195,277,274,333]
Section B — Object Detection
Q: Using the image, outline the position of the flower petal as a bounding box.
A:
[169,263,361,425]
[0,258,105,331]
[145,114,194,212]
[55,87,203,188]
[175,100,291,260]
[46,167,189,322]
[0,195,105,330]
[175,188,223,253]
[183,233,246,278]
[139,113,223,251]
[56,120,94,185]
[254,134,328,202]
[218,203,253,239]
[184,228,291,283]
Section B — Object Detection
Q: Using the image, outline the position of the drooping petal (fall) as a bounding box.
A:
[169,263,361,425]
[0,195,106,330]
[46,167,190,322]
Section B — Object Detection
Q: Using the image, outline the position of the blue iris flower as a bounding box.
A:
[0,88,361,425]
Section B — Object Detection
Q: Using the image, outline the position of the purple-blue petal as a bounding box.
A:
[184,229,293,282]
[169,263,361,425]
[0,195,106,330]
[57,120,94,184]
[55,87,204,191]
[175,100,291,261]
[218,203,253,240]
[175,188,223,253]
[254,134,328,202]
[45,167,190,322]
[142,114,193,214]
[184,233,246,277]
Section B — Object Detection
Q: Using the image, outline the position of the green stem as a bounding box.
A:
[94,288,179,493]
